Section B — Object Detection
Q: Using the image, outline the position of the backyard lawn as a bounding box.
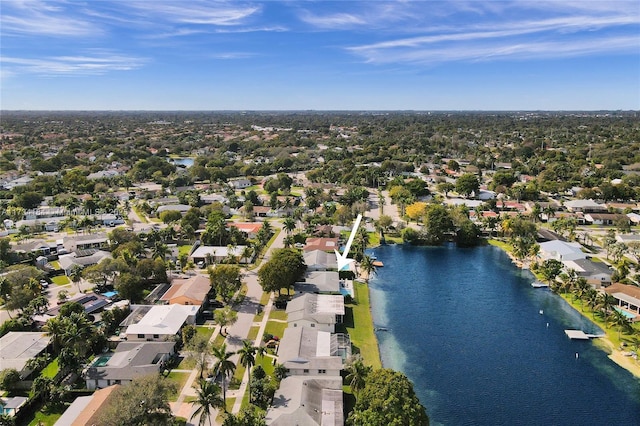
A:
[166,371,191,401]
[51,275,70,285]
[340,281,382,368]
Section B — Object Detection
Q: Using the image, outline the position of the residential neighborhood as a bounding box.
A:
[0,111,639,425]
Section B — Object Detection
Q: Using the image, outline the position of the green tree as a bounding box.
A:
[359,255,377,283]
[349,368,429,426]
[69,264,83,294]
[191,378,224,426]
[258,248,306,295]
[455,174,480,198]
[423,204,453,245]
[214,306,238,336]
[345,356,372,395]
[209,264,242,305]
[236,340,258,402]
[97,374,177,426]
[159,210,183,224]
[115,272,145,303]
[0,368,21,391]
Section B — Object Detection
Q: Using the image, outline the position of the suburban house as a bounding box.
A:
[159,275,211,306]
[286,294,345,333]
[295,271,340,294]
[276,327,348,376]
[229,178,251,189]
[265,376,344,426]
[604,283,640,321]
[584,213,630,226]
[156,204,191,215]
[12,239,58,257]
[303,250,338,271]
[189,245,251,265]
[123,304,199,341]
[564,199,607,213]
[228,222,263,239]
[538,240,586,262]
[45,293,113,319]
[54,385,120,426]
[562,259,613,288]
[83,341,175,390]
[62,233,109,253]
[58,250,111,275]
[0,396,28,418]
[304,238,339,252]
[0,332,52,378]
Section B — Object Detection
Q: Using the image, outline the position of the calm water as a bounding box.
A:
[370,244,640,426]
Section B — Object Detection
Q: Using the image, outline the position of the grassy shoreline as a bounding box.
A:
[488,238,640,379]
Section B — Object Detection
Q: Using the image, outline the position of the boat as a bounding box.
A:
[372,260,384,267]
[531,281,549,288]
[369,252,377,260]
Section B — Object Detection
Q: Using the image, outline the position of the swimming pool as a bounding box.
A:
[614,306,637,319]
[93,355,112,367]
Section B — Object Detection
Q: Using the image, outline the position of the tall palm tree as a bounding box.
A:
[345,357,372,394]
[359,255,377,283]
[282,217,296,235]
[211,343,236,409]
[69,265,83,294]
[151,242,170,261]
[609,309,631,339]
[236,340,257,402]
[190,379,224,426]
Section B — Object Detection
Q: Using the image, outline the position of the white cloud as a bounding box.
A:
[125,1,261,26]
[1,0,99,37]
[299,12,366,28]
[1,51,146,75]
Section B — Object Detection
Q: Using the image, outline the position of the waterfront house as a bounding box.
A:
[295,271,340,294]
[561,259,613,288]
[159,275,211,306]
[123,304,199,341]
[265,375,344,426]
[83,341,175,390]
[604,283,640,321]
[276,326,348,376]
[303,250,338,271]
[538,240,586,262]
[286,293,345,333]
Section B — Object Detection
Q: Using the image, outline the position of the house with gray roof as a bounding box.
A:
[562,258,613,288]
[538,240,586,262]
[286,294,345,333]
[303,250,338,271]
[276,327,348,377]
[83,341,175,390]
[0,332,52,378]
[58,250,111,275]
[265,376,343,426]
[62,233,109,253]
[295,271,340,294]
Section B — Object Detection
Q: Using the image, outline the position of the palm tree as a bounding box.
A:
[190,379,224,426]
[69,265,83,294]
[211,343,236,409]
[359,255,377,283]
[609,309,631,339]
[345,357,372,394]
[283,235,295,248]
[236,340,257,402]
[283,217,296,235]
[151,242,170,261]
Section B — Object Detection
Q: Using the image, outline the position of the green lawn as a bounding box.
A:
[256,354,275,377]
[212,333,226,349]
[52,275,70,285]
[196,326,215,342]
[49,260,61,269]
[178,244,192,256]
[487,238,512,253]
[247,326,260,342]
[268,310,287,321]
[264,321,287,340]
[339,281,382,368]
[132,205,149,223]
[27,405,67,426]
[166,371,191,401]
[41,357,60,379]
[176,356,196,370]
[259,292,271,306]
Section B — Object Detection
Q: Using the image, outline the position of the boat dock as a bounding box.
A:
[565,330,604,340]
[372,260,384,267]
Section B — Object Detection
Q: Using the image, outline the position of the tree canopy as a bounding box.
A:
[258,248,306,294]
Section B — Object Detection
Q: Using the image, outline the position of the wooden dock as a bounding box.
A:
[565,330,604,340]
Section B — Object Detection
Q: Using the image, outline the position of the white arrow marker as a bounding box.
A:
[335,214,363,271]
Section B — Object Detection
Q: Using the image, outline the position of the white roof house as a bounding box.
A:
[124,305,199,341]
[564,199,606,212]
[538,240,586,262]
[190,245,251,264]
[265,375,344,426]
[286,294,345,333]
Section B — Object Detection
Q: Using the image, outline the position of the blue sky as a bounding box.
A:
[1,1,639,110]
